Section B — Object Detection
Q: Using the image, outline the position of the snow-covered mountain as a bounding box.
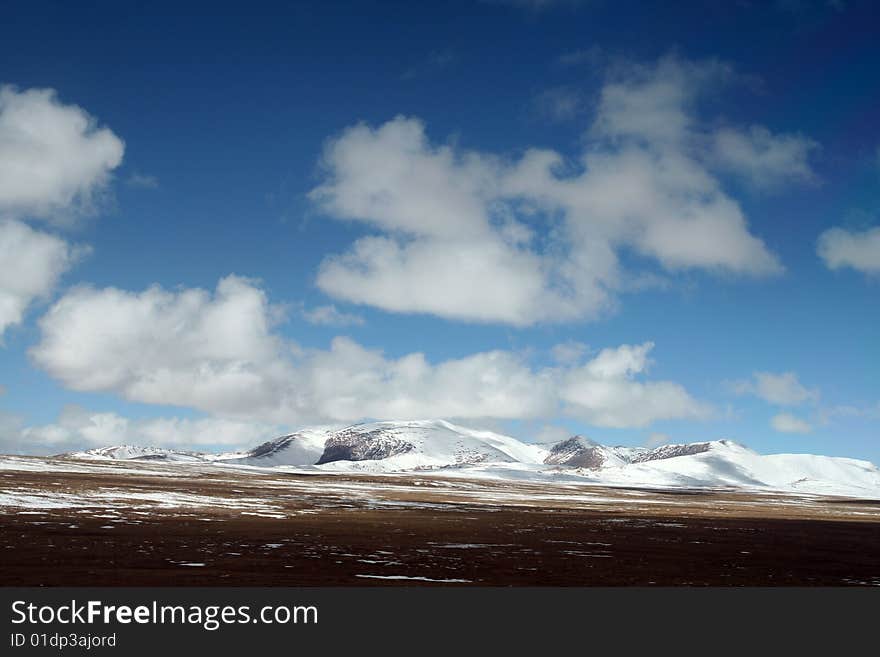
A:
[61,420,880,498]
[566,439,880,498]
[67,445,211,462]
[230,420,547,470]
[230,429,329,467]
[542,436,723,469]
[543,436,643,469]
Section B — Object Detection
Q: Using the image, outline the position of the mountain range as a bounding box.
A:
[65,419,880,499]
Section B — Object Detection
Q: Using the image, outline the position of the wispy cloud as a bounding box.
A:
[731,371,819,406]
[302,304,365,327]
[771,412,813,434]
[713,125,818,189]
[126,172,159,189]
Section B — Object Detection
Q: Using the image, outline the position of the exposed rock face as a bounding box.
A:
[545,436,718,469]
[247,435,297,459]
[316,428,414,464]
[632,442,713,463]
[544,436,607,469]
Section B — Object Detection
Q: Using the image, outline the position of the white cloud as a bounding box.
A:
[0,219,86,340]
[30,275,289,418]
[310,117,500,241]
[733,371,819,406]
[713,125,817,188]
[590,56,721,145]
[301,337,558,422]
[302,304,364,327]
[771,412,813,434]
[0,85,124,224]
[316,233,570,325]
[0,87,123,339]
[559,342,710,428]
[7,406,279,455]
[817,225,880,274]
[30,276,708,430]
[310,56,788,326]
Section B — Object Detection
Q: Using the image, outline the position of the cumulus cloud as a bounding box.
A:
[30,275,289,418]
[0,86,123,339]
[771,412,813,434]
[559,342,710,427]
[733,371,819,406]
[300,337,558,422]
[3,405,280,455]
[315,232,566,325]
[302,304,365,327]
[817,225,880,274]
[0,220,86,339]
[0,85,124,224]
[309,56,790,325]
[30,276,708,431]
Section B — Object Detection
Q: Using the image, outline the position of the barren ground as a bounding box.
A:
[1,456,878,586]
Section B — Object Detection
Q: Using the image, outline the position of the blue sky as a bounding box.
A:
[0,0,878,461]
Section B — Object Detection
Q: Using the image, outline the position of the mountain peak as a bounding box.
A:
[545,435,611,469]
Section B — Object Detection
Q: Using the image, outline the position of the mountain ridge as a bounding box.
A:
[60,419,880,499]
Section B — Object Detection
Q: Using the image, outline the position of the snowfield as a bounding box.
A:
[59,419,880,499]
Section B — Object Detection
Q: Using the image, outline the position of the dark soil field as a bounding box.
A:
[1,456,879,586]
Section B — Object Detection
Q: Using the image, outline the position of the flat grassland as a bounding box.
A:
[1,456,878,586]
